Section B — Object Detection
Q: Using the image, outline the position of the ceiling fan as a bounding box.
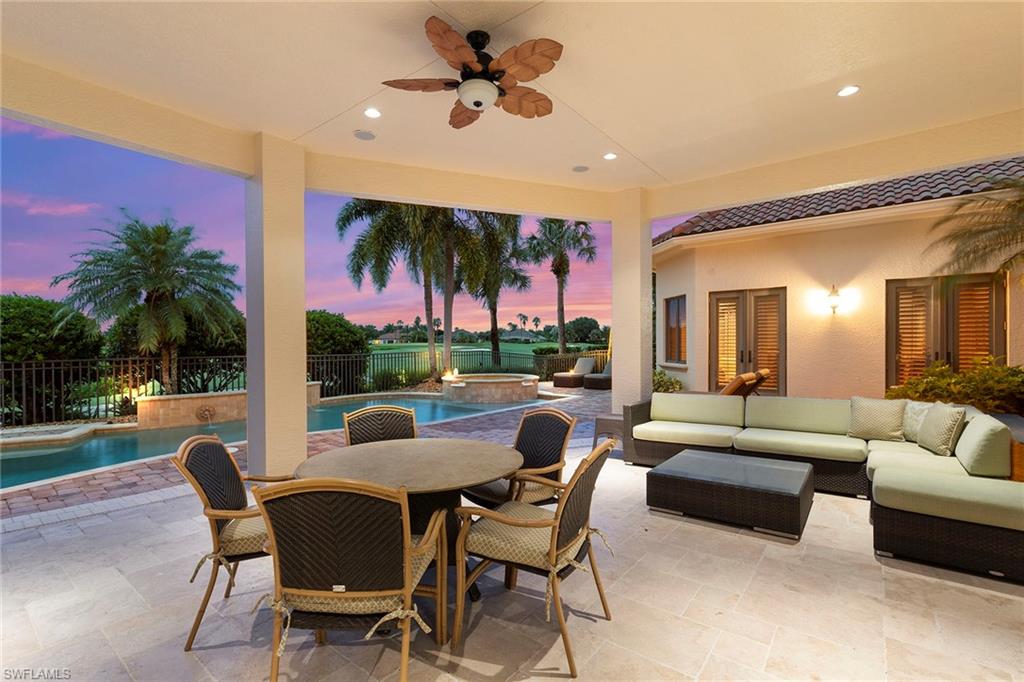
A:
[382,16,563,129]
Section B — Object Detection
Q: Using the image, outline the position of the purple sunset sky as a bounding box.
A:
[2,116,685,330]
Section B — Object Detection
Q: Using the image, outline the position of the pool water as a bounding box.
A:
[0,397,544,489]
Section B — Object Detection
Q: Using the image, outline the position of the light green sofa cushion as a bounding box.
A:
[745,396,851,435]
[917,403,967,456]
[632,421,741,448]
[902,400,933,442]
[649,393,745,428]
[867,440,933,455]
[873,468,1024,531]
[848,396,906,441]
[954,414,1012,478]
[866,447,967,481]
[733,427,867,462]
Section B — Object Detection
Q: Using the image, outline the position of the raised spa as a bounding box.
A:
[441,373,540,403]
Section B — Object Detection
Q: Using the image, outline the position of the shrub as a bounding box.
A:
[532,345,585,356]
[653,369,684,393]
[1,294,101,362]
[306,310,370,355]
[885,358,1024,414]
[105,304,246,357]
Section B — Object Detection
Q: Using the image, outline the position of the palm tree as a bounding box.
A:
[336,200,449,377]
[526,218,597,353]
[532,315,541,332]
[517,313,529,330]
[930,177,1024,275]
[461,211,531,365]
[52,211,241,394]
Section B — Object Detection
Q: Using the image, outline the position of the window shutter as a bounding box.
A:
[894,285,931,384]
[715,299,738,389]
[952,280,996,369]
[752,293,781,392]
[678,297,687,364]
[666,298,679,362]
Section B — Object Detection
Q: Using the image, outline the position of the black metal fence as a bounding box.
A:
[1,348,609,427]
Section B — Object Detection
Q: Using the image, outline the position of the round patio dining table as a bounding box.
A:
[294,437,523,565]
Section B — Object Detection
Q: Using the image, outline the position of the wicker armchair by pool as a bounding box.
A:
[453,441,615,678]
[343,405,417,446]
[171,435,292,651]
[582,358,612,390]
[253,478,446,682]
[552,357,596,388]
[462,407,577,509]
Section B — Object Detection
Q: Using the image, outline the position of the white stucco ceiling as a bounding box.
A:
[2,2,1021,191]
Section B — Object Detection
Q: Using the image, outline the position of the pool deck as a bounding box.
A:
[0,384,610,526]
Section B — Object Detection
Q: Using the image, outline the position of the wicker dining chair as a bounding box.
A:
[343,405,417,446]
[453,440,615,678]
[462,407,577,509]
[252,478,446,682]
[171,435,291,651]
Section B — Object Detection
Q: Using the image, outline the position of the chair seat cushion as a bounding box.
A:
[465,500,586,571]
[219,515,269,556]
[285,535,435,615]
[872,468,1024,531]
[632,421,741,448]
[867,447,967,481]
[464,478,556,505]
[733,428,867,462]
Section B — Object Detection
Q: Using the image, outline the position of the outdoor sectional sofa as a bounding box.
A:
[624,392,1024,581]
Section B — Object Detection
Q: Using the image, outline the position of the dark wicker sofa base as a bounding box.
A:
[871,503,1024,582]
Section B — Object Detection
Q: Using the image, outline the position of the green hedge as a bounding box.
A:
[885,358,1023,414]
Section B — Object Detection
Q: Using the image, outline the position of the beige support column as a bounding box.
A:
[611,188,653,413]
[245,134,307,476]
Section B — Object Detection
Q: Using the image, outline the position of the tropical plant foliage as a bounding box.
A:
[930,177,1024,276]
[104,304,246,358]
[51,212,241,393]
[0,294,101,362]
[526,218,597,353]
[885,358,1024,414]
[653,369,684,393]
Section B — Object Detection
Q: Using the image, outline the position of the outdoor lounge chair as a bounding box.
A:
[252,478,446,682]
[453,440,615,678]
[343,405,417,446]
[462,407,577,509]
[719,371,757,396]
[582,358,612,390]
[740,368,772,396]
[552,357,596,388]
[171,435,291,651]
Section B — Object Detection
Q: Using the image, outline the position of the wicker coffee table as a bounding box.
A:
[646,449,813,539]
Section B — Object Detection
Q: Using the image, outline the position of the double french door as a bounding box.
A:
[709,288,786,395]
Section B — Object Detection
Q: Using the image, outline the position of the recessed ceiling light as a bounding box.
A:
[572,165,589,173]
[364,107,382,119]
[836,85,860,97]
[603,152,618,161]
[353,129,376,141]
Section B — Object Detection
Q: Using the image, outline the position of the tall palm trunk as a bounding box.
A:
[556,275,568,354]
[488,300,501,367]
[160,344,180,394]
[443,233,455,370]
[422,262,438,377]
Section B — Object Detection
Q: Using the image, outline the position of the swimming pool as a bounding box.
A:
[0,396,546,489]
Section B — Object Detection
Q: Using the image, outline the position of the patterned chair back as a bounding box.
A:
[514,408,576,479]
[173,435,247,531]
[553,441,613,551]
[256,480,408,594]
[344,405,417,446]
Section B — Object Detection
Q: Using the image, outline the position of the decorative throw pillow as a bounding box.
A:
[848,397,906,441]
[917,403,968,456]
[954,414,1012,477]
[902,400,932,442]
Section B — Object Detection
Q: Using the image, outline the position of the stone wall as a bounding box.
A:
[136,382,322,430]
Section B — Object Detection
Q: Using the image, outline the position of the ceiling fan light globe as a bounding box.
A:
[457,79,499,111]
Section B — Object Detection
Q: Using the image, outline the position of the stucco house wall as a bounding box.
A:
[653,206,1022,399]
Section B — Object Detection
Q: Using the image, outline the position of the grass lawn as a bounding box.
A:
[369,341,593,354]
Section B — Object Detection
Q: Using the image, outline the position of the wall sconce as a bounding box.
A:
[827,284,841,315]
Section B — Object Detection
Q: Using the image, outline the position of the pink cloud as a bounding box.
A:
[0,118,71,140]
[1,190,101,217]
[0,275,63,297]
